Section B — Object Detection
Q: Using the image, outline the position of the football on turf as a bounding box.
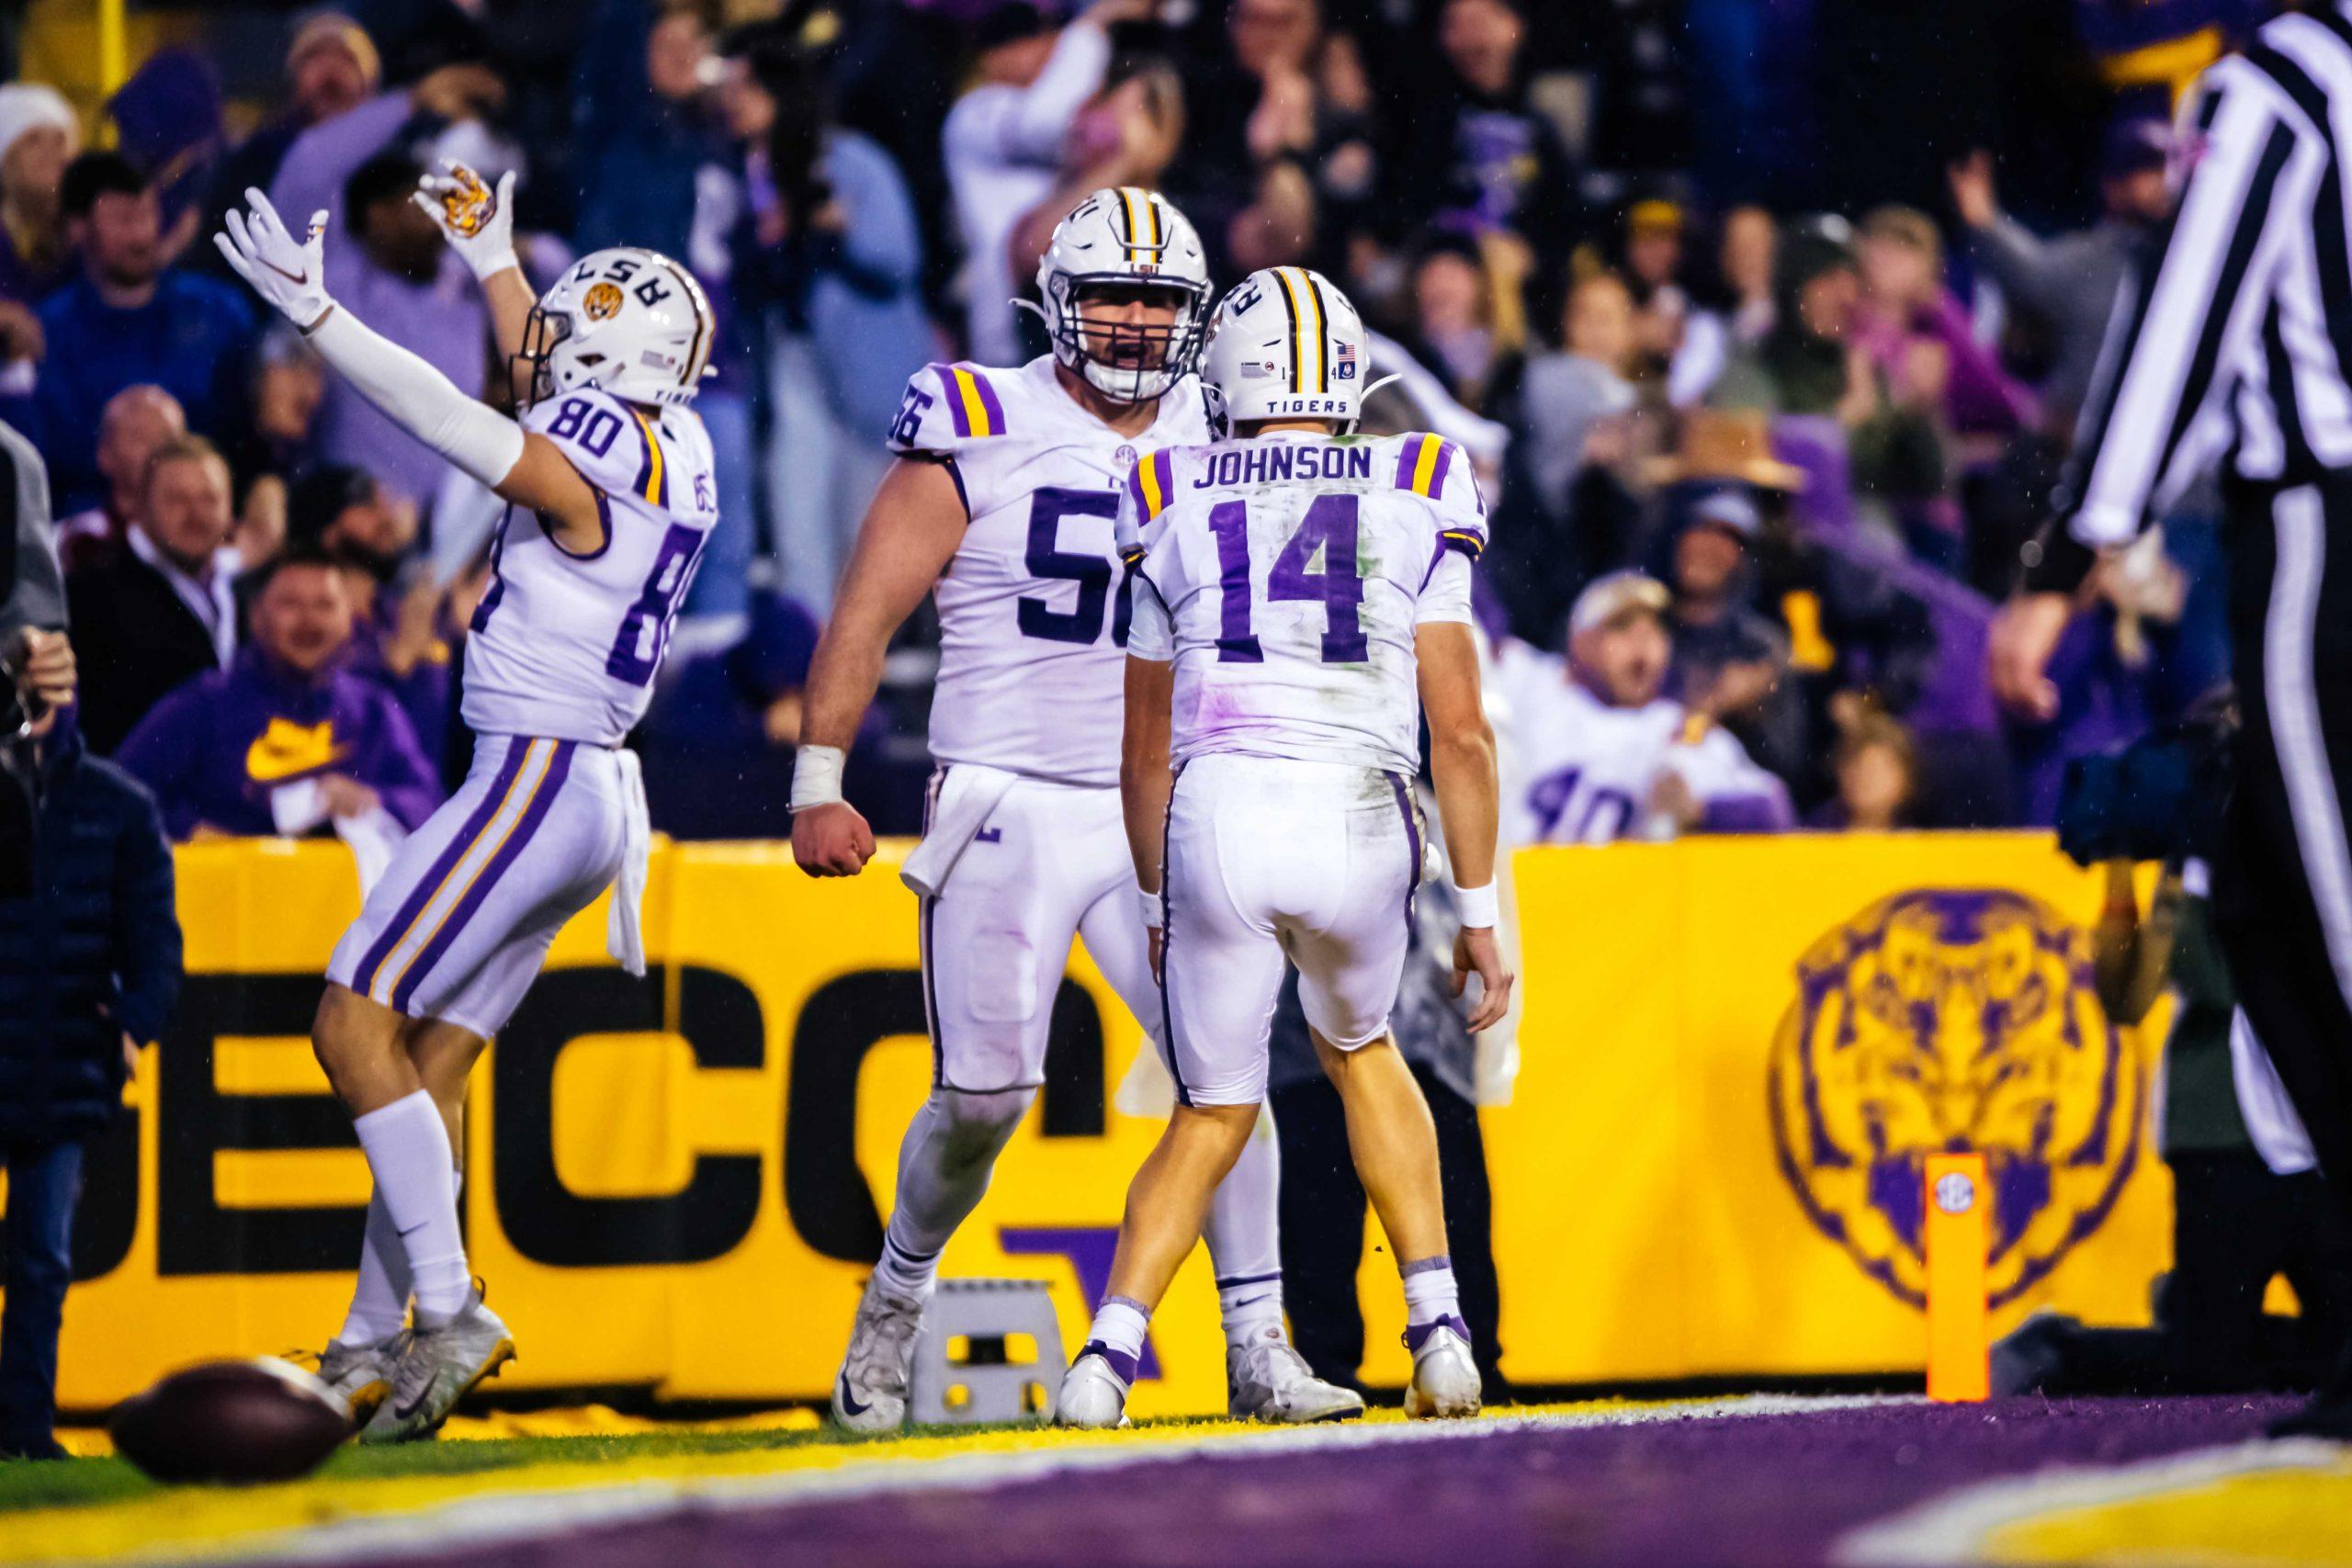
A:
[110,1358,354,1483]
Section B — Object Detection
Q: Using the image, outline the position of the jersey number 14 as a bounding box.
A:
[1211,494,1367,663]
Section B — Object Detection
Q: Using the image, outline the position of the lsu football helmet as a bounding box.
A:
[1031,186,1213,403]
[1201,266,1372,434]
[517,247,715,408]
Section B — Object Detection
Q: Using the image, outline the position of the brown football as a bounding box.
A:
[110,1359,353,1484]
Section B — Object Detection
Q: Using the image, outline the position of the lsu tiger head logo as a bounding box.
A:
[1767,890,2143,1309]
[582,281,626,322]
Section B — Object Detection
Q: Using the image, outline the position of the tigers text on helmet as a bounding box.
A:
[1202,267,1372,434]
[1032,186,1212,404]
[518,247,715,409]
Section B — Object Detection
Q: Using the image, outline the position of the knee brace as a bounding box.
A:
[932,1087,1037,1170]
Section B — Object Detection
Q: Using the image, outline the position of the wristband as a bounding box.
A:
[790,745,845,810]
[1452,881,1499,929]
[1139,885,1164,931]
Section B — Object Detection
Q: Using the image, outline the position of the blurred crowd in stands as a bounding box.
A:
[0,0,2261,848]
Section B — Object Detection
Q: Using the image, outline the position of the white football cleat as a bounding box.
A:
[316,1331,403,1427]
[364,1291,514,1444]
[1402,1319,1481,1419]
[831,1279,926,1434]
[1227,1331,1364,1424]
[1054,1348,1135,1429]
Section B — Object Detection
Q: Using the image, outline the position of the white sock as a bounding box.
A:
[1202,1109,1284,1348]
[1401,1255,1461,1328]
[1216,1272,1285,1345]
[1084,1296,1151,1380]
[872,1225,941,1302]
[337,1189,411,1345]
[337,1168,463,1346]
[353,1091,470,1326]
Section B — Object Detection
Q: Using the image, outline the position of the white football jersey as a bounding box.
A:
[890,355,1212,787]
[462,388,718,745]
[1116,431,1486,776]
[1493,641,1787,845]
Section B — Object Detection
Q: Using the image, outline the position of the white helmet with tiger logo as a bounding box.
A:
[1202,266,1371,434]
[1030,186,1213,403]
[518,246,715,408]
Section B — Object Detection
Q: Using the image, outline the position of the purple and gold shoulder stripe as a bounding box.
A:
[939,363,1008,439]
[625,406,669,507]
[1395,433,1456,499]
[1128,449,1177,522]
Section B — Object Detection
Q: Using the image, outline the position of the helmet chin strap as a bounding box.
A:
[1321,371,1403,435]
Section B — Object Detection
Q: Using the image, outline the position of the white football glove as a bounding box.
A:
[214,187,333,333]
[413,160,519,282]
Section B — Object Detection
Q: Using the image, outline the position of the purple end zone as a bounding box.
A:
[330,1396,2299,1568]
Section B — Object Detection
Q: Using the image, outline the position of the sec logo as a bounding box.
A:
[1932,1171,1976,1215]
[1766,889,2145,1309]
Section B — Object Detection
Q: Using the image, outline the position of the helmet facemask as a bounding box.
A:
[514,303,573,409]
[1045,274,1210,404]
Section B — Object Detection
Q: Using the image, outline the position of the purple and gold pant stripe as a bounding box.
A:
[1388,773,1422,925]
[943,365,1006,439]
[351,738,575,1016]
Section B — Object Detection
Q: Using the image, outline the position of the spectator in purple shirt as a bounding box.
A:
[268,67,502,512]
[199,11,383,272]
[287,463,451,773]
[116,546,439,842]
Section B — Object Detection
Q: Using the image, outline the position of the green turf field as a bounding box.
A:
[0,1420,901,1516]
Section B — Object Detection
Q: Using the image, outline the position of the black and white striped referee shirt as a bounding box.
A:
[2032,2,2352,591]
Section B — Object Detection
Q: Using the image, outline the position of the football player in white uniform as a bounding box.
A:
[216,168,719,1441]
[1496,572,1792,847]
[792,190,1361,1428]
[1055,268,1514,1428]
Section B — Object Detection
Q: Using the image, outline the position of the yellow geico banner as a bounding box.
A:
[29,832,2172,1415]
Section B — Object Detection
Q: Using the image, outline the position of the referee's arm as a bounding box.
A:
[1992,58,2313,716]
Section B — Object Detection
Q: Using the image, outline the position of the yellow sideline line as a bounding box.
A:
[10,1399,1734,1565]
[1837,1438,2352,1567]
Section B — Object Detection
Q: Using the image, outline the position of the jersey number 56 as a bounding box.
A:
[1019,487,1133,648]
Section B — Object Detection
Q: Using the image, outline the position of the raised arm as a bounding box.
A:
[414,162,534,370]
[956,6,1118,166]
[215,189,601,549]
[1417,620,1512,1031]
[788,456,967,876]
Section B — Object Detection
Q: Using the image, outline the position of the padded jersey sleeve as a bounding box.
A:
[1125,570,1174,661]
[1118,447,1180,660]
[1415,549,1476,626]
[1390,431,1488,559]
[523,389,669,501]
[888,361,1014,457]
[1117,447,1182,560]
